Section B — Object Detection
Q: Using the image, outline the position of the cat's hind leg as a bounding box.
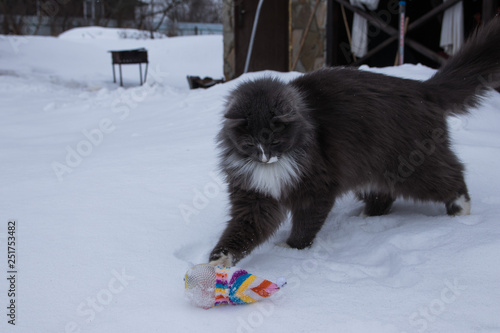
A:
[396,158,471,216]
[357,191,395,216]
[437,164,472,216]
[445,191,471,216]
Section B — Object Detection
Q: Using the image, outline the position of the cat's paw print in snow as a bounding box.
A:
[324,246,424,288]
[387,228,452,251]
[173,241,210,265]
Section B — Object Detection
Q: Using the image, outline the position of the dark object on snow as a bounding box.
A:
[109,48,148,87]
[187,76,224,89]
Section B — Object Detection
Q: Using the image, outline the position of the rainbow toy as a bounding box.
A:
[184,264,284,309]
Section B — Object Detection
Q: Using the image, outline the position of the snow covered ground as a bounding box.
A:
[0,27,499,333]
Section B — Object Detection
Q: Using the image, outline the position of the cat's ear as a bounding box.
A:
[224,111,247,128]
[223,103,247,127]
[273,112,300,124]
[225,117,247,128]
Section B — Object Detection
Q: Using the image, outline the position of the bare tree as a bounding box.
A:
[103,0,138,28]
[0,0,221,36]
[168,0,222,24]
[135,0,187,37]
[0,0,85,35]
[0,0,37,34]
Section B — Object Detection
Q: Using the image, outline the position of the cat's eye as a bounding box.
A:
[271,140,280,146]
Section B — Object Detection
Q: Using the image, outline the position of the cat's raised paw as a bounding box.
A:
[209,253,234,267]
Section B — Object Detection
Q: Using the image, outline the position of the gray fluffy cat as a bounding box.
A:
[209,19,500,267]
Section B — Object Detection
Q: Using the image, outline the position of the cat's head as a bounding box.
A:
[220,77,312,164]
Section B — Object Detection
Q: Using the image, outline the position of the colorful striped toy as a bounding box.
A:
[184,264,284,309]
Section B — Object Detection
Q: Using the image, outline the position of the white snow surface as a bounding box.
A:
[1,27,499,333]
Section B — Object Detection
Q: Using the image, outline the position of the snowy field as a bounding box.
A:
[0,27,499,333]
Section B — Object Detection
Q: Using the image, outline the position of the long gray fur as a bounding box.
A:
[209,19,500,266]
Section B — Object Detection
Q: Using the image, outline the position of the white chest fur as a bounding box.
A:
[228,153,302,200]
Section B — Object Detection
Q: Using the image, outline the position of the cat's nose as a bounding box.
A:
[257,145,278,163]
[258,144,270,163]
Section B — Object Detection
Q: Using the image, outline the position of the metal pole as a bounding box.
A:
[139,64,143,85]
[119,64,123,87]
[244,0,265,73]
[399,1,406,65]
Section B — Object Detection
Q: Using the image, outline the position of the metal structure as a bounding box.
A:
[327,0,498,67]
[109,48,149,87]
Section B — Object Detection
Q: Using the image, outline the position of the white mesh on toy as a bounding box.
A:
[184,264,216,309]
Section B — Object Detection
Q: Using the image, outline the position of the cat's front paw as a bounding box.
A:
[286,238,314,250]
[209,251,234,267]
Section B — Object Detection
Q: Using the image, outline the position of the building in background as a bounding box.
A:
[222,0,499,81]
[0,0,222,37]
[223,0,327,80]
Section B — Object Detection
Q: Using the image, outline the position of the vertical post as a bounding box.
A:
[326,0,340,66]
[119,64,123,87]
[244,0,265,73]
[91,0,96,24]
[398,1,406,65]
[139,64,143,85]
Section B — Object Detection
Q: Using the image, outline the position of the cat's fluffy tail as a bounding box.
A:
[424,18,500,115]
